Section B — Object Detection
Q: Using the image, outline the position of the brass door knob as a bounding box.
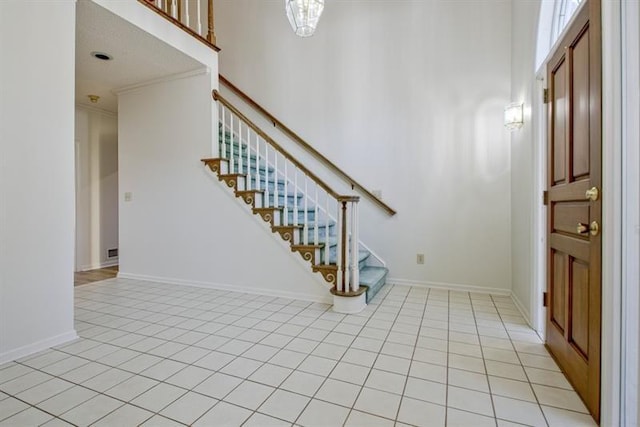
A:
[577,222,589,234]
[585,187,599,201]
[577,221,599,236]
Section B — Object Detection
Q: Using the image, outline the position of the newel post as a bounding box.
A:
[332,196,365,314]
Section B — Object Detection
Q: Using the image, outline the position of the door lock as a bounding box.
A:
[577,221,599,236]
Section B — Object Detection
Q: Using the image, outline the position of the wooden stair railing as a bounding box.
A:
[219,75,396,216]
[202,90,367,297]
[138,0,219,51]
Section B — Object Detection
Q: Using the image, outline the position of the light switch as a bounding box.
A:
[124,192,133,202]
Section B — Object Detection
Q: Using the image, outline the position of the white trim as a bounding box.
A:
[75,103,117,117]
[387,278,511,297]
[511,292,532,327]
[112,67,209,95]
[0,330,78,365]
[333,293,366,314]
[117,272,333,304]
[531,72,548,338]
[76,259,119,272]
[601,0,624,425]
[621,1,640,425]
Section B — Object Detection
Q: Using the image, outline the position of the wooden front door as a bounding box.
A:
[546,0,602,422]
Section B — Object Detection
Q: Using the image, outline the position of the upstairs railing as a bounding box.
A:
[214,90,362,295]
[219,75,397,216]
[138,0,218,49]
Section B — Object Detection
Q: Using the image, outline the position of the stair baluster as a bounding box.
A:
[245,125,251,191]
[283,160,289,226]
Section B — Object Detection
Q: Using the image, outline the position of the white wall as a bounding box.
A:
[215,0,513,292]
[75,107,119,271]
[510,1,541,323]
[0,1,77,363]
[118,72,331,302]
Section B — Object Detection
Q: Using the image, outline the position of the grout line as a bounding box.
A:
[490,294,551,427]
[0,280,587,427]
[468,292,499,426]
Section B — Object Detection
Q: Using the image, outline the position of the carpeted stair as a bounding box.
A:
[203,128,388,303]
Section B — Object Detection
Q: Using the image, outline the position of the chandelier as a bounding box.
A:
[285,0,325,37]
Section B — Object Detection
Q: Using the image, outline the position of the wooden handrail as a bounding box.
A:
[219,75,397,216]
[213,90,347,201]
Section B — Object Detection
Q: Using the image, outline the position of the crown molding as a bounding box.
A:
[112,67,210,96]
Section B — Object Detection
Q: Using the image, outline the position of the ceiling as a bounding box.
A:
[75,0,204,113]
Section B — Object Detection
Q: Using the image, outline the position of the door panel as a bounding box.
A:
[546,0,601,422]
[570,258,590,359]
[553,203,590,235]
[551,251,566,332]
[572,29,590,179]
[552,59,567,184]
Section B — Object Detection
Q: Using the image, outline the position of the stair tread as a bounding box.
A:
[359,266,388,286]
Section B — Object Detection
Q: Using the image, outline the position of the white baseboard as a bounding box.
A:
[0,330,78,365]
[77,259,119,272]
[117,272,333,305]
[387,277,511,296]
[510,292,532,327]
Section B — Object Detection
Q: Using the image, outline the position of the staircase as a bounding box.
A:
[202,93,388,309]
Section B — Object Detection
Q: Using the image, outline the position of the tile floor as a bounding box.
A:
[0,278,597,426]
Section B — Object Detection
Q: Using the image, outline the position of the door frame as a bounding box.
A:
[620,1,640,425]
[532,1,628,425]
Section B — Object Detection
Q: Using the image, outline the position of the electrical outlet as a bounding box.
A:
[417,254,425,264]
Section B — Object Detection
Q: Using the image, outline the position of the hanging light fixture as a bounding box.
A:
[285,0,325,37]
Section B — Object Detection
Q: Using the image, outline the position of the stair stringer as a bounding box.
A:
[198,168,333,303]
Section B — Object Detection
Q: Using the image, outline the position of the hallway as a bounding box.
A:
[0,279,594,426]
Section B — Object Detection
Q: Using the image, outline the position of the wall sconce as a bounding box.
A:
[504,102,524,130]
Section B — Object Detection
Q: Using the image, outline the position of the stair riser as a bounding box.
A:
[266,193,304,206]
[365,271,388,303]
[228,165,274,178]
[286,210,318,223]
[319,246,370,269]
[248,181,286,193]
[296,224,337,242]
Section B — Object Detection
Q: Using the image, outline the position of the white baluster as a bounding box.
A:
[350,200,359,292]
[229,114,234,172]
[246,126,251,191]
[313,185,319,246]
[172,0,177,18]
[237,121,243,176]
[255,135,261,192]
[221,106,227,159]
[184,0,190,26]
[293,170,298,226]
[196,0,202,35]
[336,200,344,292]
[324,193,329,265]
[263,141,269,207]
[303,177,309,245]
[283,160,288,226]
[273,152,279,208]
[344,203,350,293]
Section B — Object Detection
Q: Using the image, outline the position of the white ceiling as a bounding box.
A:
[75,0,204,113]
